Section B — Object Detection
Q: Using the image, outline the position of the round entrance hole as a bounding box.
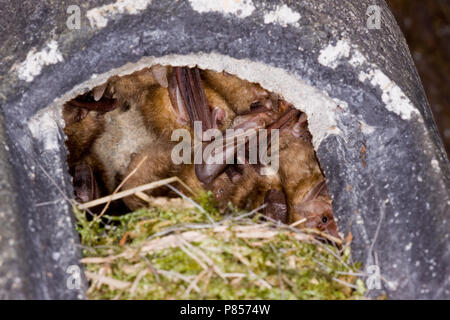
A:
[62,64,352,299]
[1,0,448,300]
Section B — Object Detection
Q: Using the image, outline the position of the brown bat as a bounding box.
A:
[194,98,298,219]
[205,170,236,210]
[234,106,300,223]
[63,80,121,166]
[64,66,232,211]
[84,66,175,195]
[138,66,235,140]
[278,113,323,206]
[71,66,178,207]
[66,65,339,235]
[184,160,284,214]
[274,113,340,239]
[195,104,299,185]
[63,103,105,168]
[120,142,204,211]
[118,66,237,210]
[72,160,101,204]
[193,113,271,186]
[202,69,278,114]
[62,72,166,209]
[107,65,167,107]
[290,180,340,239]
[121,148,281,213]
[218,106,337,234]
[63,94,116,206]
[72,154,130,216]
[139,67,291,190]
[120,67,285,212]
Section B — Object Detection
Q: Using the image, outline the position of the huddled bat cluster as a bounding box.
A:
[63,65,340,239]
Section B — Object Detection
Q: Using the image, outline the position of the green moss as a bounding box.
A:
[76,193,365,300]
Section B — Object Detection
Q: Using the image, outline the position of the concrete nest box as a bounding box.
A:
[0,0,448,299]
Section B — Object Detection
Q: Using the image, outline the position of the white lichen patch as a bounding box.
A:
[359,120,376,135]
[87,0,153,29]
[355,214,370,244]
[13,40,63,82]
[263,4,301,27]
[318,40,351,69]
[188,0,255,18]
[319,39,421,121]
[28,107,61,152]
[431,158,440,172]
[331,97,348,110]
[358,69,420,121]
[348,49,366,68]
[385,279,399,291]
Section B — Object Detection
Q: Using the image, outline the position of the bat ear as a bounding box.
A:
[151,64,169,88]
[92,83,107,101]
[302,180,326,202]
[290,203,308,223]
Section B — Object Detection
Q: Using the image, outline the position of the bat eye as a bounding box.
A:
[321,216,328,224]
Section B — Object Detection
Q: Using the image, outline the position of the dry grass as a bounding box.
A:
[75,186,365,300]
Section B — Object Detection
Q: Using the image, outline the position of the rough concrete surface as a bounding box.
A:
[0,0,448,299]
